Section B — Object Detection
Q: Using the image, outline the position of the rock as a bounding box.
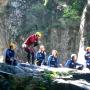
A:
[52,79,90,90]
[0,63,90,90]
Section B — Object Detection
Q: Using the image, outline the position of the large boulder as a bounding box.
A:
[0,63,90,90]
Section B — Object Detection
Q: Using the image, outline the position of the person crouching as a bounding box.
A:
[48,50,60,68]
[85,47,90,69]
[64,54,83,70]
[36,45,46,66]
[5,43,17,66]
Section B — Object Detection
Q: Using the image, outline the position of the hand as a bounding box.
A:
[22,43,27,48]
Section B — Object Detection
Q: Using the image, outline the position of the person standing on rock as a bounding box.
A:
[64,54,83,70]
[22,32,42,64]
[84,47,90,69]
[48,50,60,67]
[36,45,46,66]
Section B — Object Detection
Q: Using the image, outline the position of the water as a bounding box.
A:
[88,0,90,4]
[77,6,87,67]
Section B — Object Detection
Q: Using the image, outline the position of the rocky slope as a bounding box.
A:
[0,63,90,90]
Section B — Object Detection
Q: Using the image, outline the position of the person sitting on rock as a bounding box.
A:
[5,43,17,66]
[85,47,90,69]
[48,50,60,67]
[36,45,46,66]
[64,54,83,70]
[22,32,42,64]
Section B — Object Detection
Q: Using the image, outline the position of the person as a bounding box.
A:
[36,45,46,66]
[22,32,42,64]
[64,54,83,70]
[84,47,90,69]
[48,50,60,67]
[5,43,17,65]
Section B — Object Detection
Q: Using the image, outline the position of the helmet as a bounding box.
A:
[71,54,77,58]
[35,32,42,37]
[86,47,90,51]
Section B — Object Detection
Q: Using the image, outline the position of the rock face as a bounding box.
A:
[0,63,90,90]
[47,29,80,63]
[0,0,9,62]
[4,0,81,63]
[0,0,88,63]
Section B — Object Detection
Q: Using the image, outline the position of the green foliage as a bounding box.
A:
[69,0,87,11]
[42,69,74,79]
[63,6,80,19]
[42,70,54,80]
[61,0,87,30]
[63,0,87,21]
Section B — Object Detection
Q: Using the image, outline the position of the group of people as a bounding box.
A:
[4,32,90,70]
[36,45,60,67]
